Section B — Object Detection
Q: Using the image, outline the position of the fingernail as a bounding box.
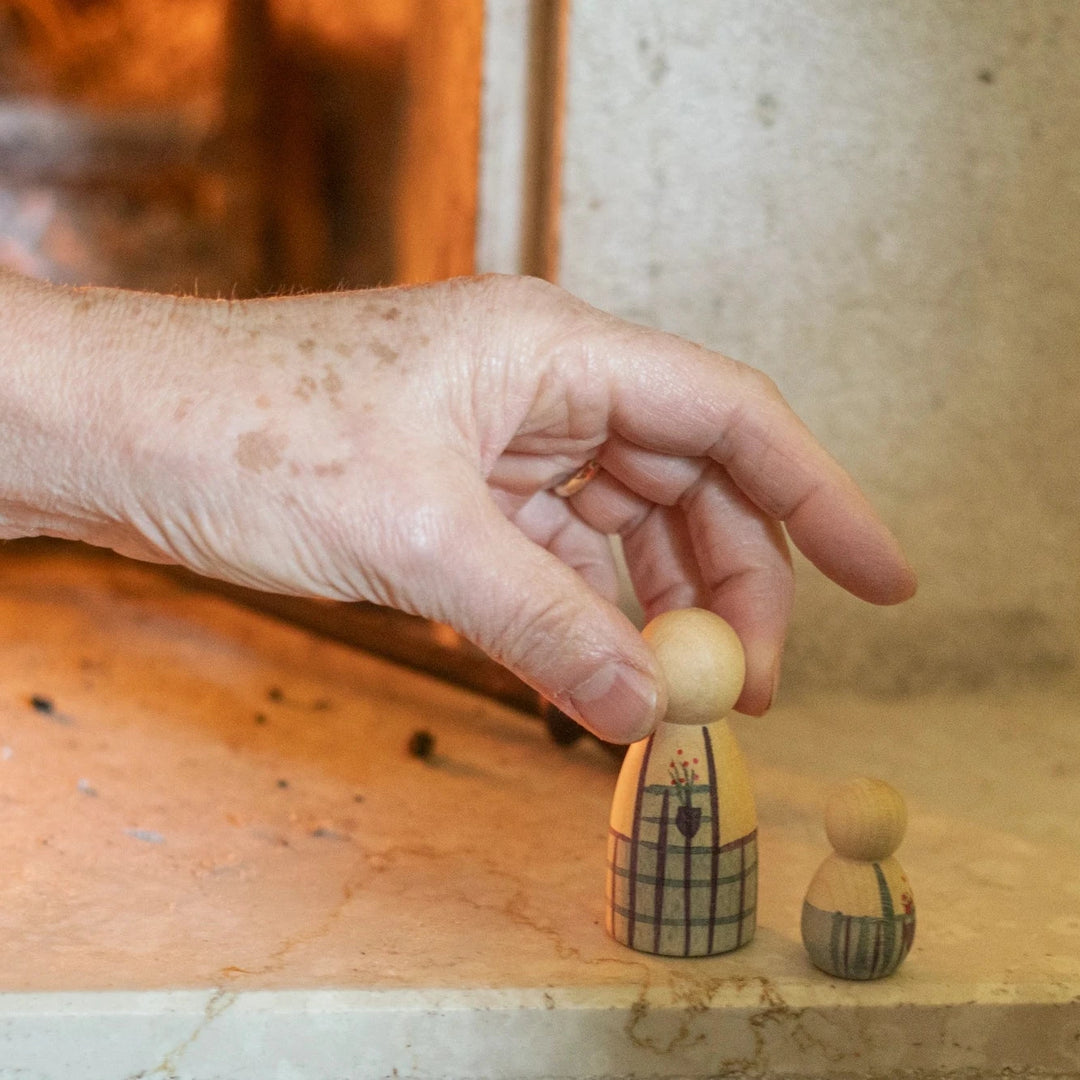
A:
[568,663,659,744]
[739,640,780,716]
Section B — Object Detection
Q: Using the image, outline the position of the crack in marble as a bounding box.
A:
[620,974,829,1070]
[452,866,656,979]
[218,877,362,981]
[624,994,708,1058]
[502,890,586,965]
[123,988,237,1080]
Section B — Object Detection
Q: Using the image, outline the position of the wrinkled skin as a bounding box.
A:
[1,272,915,741]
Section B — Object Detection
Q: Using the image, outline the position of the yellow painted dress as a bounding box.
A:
[606,718,756,957]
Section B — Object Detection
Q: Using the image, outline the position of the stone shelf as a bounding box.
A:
[0,548,1076,1078]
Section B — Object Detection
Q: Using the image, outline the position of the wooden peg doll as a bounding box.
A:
[606,609,757,957]
[801,777,916,980]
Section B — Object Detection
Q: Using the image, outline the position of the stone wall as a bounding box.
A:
[556,1,1080,700]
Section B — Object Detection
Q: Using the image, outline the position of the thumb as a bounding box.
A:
[426,491,665,744]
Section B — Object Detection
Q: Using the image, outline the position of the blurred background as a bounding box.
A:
[0,0,479,293]
[0,0,1076,707]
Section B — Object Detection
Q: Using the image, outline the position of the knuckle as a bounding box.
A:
[736,361,784,405]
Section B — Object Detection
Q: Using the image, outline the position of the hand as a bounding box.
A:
[3,274,915,742]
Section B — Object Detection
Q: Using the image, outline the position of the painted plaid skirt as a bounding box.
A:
[606,782,757,957]
[801,900,916,980]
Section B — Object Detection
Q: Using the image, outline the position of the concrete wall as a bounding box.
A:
[556,0,1079,700]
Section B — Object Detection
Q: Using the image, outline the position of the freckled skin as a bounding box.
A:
[293,375,317,401]
[369,341,399,367]
[321,365,343,396]
[235,428,288,473]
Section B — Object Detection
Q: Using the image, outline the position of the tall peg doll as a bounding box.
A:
[606,609,757,957]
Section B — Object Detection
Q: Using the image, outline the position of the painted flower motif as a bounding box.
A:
[668,752,698,808]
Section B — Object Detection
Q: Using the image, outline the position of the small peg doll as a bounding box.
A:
[606,609,757,957]
[801,777,916,980]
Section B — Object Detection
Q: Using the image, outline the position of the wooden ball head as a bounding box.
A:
[825,777,907,861]
[802,778,916,980]
[642,608,746,726]
[606,609,757,957]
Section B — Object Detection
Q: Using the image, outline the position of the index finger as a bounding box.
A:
[592,324,917,606]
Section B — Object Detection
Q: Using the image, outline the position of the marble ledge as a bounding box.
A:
[0,549,1077,1078]
[1,984,1079,1079]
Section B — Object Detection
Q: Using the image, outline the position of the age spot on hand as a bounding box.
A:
[293,374,317,401]
[370,340,399,367]
[236,427,288,473]
[322,364,343,396]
